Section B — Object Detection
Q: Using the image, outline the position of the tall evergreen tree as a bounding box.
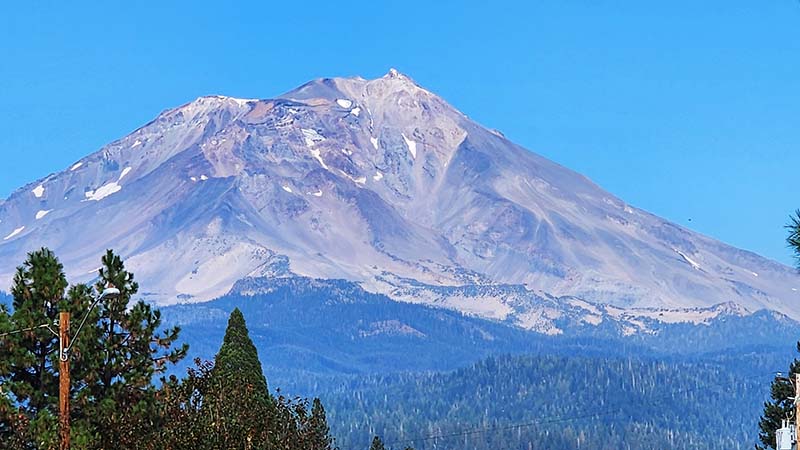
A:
[204,308,276,449]
[4,249,69,413]
[77,249,187,449]
[214,308,270,400]
[757,212,800,449]
[757,356,800,449]
[306,398,335,450]
[155,309,337,450]
[369,436,386,450]
[0,248,186,449]
[788,211,800,265]
[0,248,93,446]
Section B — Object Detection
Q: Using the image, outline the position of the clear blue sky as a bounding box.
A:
[0,1,798,264]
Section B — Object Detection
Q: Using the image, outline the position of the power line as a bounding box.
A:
[0,321,57,339]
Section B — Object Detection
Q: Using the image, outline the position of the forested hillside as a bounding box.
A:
[320,354,774,450]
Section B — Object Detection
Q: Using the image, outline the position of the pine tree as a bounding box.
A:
[305,397,335,450]
[0,248,93,446]
[757,355,800,449]
[154,308,338,450]
[151,360,216,450]
[757,212,800,449]
[0,248,186,449]
[4,249,68,413]
[369,436,386,450]
[77,249,187,449]
[204,308,276,449]
[214,308,269,400]
[788,211,800,265]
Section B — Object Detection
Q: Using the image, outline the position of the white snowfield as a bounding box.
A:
[402,133,417,159]
[0,69,799,334]
[3,226,24,241]
[84,182,122,201]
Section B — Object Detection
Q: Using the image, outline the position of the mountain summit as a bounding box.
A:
[1,70,798,331]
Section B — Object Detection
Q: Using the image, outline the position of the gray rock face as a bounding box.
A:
[1,69,798,329]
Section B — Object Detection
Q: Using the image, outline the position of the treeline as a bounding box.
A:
[0,248,337,450]
[321,354,770,450]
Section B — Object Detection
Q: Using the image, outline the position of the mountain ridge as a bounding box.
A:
[1,69,798,329]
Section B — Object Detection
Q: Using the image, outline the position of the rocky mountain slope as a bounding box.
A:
[1,69,798,330]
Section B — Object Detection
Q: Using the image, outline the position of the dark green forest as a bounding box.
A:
[319,354,772,450]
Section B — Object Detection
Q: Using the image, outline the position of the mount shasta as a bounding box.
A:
[1,69,798,335]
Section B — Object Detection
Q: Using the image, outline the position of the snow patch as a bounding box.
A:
[32,185,45,198]
[309,149,330,170]
[341,148,353,156]
[301,128,325,147]
[751,271,759,277]
[3,226,25,241]
[370,137,379,150]
[350,107,361,117]
[675,249,701,270]
[373,171,383,181]
[339,170,366,185]
[35,210,52,220]
[402,133,417,159]
[131,139,142,148]
[190,177,197,182]
[336,99,353,108]
[200,175,209,181]
[282,185,293,193]
[119,166,132,181]
[85,182,122,201]
[230,97,256,107]
[70,162,83,171]
[309,190,323,197]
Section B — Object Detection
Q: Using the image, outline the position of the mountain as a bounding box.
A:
[1,69,799,333]
[160,276,800,382]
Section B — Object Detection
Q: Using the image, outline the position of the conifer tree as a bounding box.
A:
[757,212,800,449]
[757,356,800,449]
[78,249,187,449]
[204,307,276,449]
[155,309,338,450]
[789,211,800,265]
[214,308,269,400]
[369,436,386,450]
[305,397,335,450]
[0,248,93,445]
[0,248,186,449]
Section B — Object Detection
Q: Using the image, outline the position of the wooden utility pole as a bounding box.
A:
[795,374,800,449]
[59,311,70,450]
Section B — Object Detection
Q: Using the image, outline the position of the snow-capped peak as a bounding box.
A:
[0,69,797,329]
[385,68,410,80]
